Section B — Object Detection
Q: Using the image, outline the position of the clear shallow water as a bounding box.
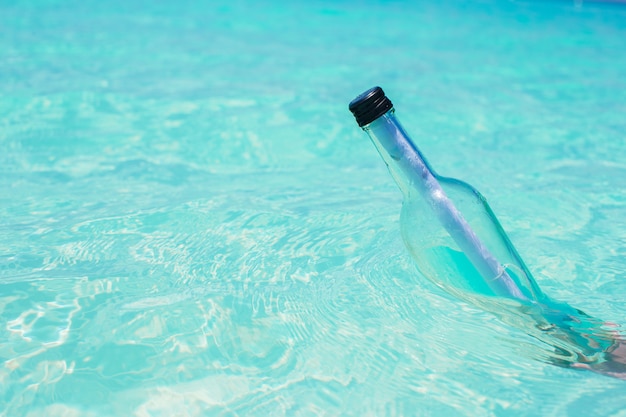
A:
[1,0,626,415]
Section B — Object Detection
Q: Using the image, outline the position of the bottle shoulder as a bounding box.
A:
[435,175,487,201]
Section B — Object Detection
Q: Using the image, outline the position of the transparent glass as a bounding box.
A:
[365,110,544,303]
[360,108,626,379]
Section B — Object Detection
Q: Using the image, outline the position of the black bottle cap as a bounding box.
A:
[348,86,393,127]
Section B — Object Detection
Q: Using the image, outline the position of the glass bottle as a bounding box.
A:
[349,86,544,303]
[348,86,626,379]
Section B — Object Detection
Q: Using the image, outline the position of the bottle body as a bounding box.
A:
[364,108,544,304]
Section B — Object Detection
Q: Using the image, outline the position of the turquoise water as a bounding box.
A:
[2,0,626,415]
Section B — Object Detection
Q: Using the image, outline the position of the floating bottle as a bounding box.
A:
[349,86,544,303]
[348,86,626,379]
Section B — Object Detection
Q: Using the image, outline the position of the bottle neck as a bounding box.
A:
[363,110,436,197]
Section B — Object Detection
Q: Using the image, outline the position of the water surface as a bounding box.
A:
[1,0,626,416]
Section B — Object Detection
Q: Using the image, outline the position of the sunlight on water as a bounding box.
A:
[1,0,626,416]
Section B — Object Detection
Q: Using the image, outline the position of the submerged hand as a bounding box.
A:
[571,338,626,380]
[540,307,626,380]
